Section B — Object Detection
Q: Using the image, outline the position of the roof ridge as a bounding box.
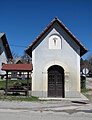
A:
[26,18,88,56]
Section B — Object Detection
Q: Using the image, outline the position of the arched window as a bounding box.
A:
[49,34,61,49]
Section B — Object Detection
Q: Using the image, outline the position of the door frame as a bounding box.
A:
[48,65,64,97]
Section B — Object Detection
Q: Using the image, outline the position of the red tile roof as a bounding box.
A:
[2,64,32,71]
[26,18,88,57]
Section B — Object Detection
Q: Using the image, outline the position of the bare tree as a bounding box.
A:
[87,55,92,65]
[80,55,92,76]
[21,51,32,64]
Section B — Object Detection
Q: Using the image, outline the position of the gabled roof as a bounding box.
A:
[26,18,88,57]
[0,33,13,59]
[2,64,32,72]
[13,57,23,64]
[0,33,4,38]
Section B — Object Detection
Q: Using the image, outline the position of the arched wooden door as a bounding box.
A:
[48,65,64,97]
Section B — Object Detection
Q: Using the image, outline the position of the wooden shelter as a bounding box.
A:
[2,64,32,96]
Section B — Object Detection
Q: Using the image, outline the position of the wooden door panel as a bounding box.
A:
[48,65,64,97]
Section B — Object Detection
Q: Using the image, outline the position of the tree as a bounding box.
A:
[7,51,19,64]
[7,51,32,64]
[12,51,19,58]
[80,55,92,76]
[21,51,32,64]
[87,55,92,65]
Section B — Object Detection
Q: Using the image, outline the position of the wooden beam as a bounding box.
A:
[27,72,29,96]
[5,71,8,96]
[27,72,29,79]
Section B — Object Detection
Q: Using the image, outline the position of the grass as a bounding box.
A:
[0,79,31,90]
[0,79,39,102]
[81,88,89,93]
[81,88,92,99]
[0,95,39,101]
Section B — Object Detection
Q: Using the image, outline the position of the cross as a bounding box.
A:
[53,37,58,45]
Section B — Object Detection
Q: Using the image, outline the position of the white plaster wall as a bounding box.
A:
[0,38,7,75]
[32,27,80,98]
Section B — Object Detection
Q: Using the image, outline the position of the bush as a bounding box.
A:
[81,76,86,89]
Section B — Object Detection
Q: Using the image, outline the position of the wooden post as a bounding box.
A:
[27,72,29,96]
[5,71,8,96]
[27,72,29,79]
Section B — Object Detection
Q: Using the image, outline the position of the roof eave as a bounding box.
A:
[1,34,13,59]
[1,64,33,72]
[80,48,88,57]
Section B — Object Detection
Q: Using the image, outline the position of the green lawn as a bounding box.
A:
[0,79,39,102]
[0,95,39,101]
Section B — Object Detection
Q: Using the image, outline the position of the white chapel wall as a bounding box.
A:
[32,27,80,97]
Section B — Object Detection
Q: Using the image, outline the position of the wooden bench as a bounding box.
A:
[5,87,28,96]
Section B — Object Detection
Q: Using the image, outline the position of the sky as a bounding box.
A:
[0,0,92,59]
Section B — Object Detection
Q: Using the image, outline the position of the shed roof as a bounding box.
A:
[2,64,32,72]
[26,18,88,57]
